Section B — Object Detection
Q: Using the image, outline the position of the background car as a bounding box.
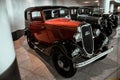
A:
[69,6,116,36]
[24,6,113,78]
[109,12,119,28]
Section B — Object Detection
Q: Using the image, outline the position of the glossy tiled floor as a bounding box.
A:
[14,26,120,80]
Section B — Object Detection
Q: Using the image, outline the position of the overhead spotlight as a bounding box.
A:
[117,6,120,9]
[94,0,99,3]
[83,1,90,4]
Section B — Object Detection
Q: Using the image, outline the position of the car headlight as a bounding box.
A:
[77,26,81,32]
[74,33,82,42]
[102,37,109,46]
[71,48,80,57]
[73,27,82,42]
[93,29,101,37]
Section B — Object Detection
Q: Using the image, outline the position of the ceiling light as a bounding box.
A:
[94,0,99,3]
[83,1,90,4]
[117,6,120,10]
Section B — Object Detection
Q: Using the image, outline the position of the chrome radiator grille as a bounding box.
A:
[81,24,94,54]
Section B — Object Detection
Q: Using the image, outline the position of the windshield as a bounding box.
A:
[78,8,91,15]
[92,7,104,15]
[43,8,70,20]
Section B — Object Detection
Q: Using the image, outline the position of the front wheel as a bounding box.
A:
[52,47,77,78]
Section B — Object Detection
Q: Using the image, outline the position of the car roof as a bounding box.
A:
[69,6,79,9]
[24,6,68,20]
[25,6,68,12]
[68,6,100,10]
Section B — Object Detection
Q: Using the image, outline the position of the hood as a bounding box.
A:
[78,15,100,24]
[86,16,100,23]
[45,18,81,28]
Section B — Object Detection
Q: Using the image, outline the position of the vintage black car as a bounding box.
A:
[24,6,113,78]
[69,6,116,36]
[109,13,119,28]
[91,7,119,29]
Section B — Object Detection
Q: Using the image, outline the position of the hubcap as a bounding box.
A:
[57,59,70,71]
[58,60,64,68]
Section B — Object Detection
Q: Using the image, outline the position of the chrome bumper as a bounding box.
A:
[76,47,113,68]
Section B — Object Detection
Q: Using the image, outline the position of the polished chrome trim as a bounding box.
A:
[76,47,113,68]
[80,23,94,57]
[98,17,102,24]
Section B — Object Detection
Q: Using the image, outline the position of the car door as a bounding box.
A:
[29,11,51,45]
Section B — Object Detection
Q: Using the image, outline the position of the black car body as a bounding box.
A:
[109,13,119,28]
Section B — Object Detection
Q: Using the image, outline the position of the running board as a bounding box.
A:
[76,47,113,68]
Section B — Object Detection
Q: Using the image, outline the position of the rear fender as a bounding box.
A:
[24,28,31,36]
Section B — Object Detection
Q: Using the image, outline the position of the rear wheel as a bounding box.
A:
[27,36,34,49]
[26,31,35,49]
[52,47,77,78]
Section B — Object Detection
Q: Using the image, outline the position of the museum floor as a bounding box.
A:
[14,26,120,80]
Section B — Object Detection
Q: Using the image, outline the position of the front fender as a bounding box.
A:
[52,40,84,61]
[94,32,108,52]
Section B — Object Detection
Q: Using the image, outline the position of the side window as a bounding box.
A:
[78,9,84,14]
[60,10,65,14]
[60,9,69,17]
[52,10,59,18]
[44,10,52,20]
[71,9,74,14]
[72,9,77,14]
[60,9,65,17]
[31,11,41,21]
[81,9,84,13]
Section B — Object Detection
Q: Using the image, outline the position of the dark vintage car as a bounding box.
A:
[69,6,118,36]
[91,6,118,29]
[109,12,119,28]
[24,6,113,78]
